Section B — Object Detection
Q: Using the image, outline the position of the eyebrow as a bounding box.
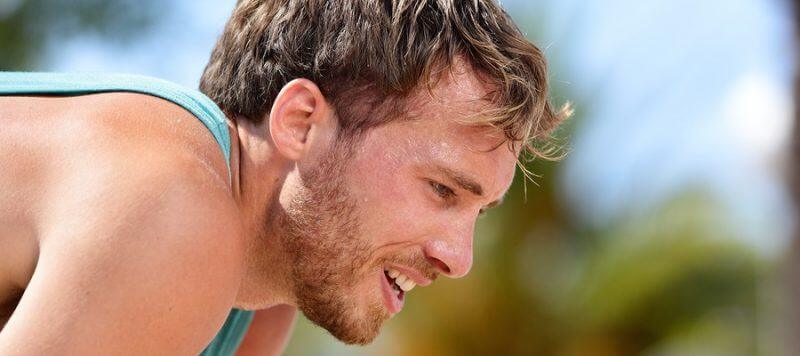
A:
[434,165,508,209]
[437,166,484,197]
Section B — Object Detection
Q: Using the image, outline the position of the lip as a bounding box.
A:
[379,270,404,315]
[387,264,434,287]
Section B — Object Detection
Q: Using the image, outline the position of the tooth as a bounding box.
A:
[395,274,408,286]
[399,279,416,292]
[388,269,400,279]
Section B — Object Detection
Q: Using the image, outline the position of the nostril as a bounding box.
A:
[427,256,451,275]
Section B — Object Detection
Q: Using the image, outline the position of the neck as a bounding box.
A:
[226,115,296,310]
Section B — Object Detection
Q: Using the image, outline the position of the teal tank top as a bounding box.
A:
[0,72,254,356]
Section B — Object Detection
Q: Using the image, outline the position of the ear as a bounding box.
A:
[268,78,334,161]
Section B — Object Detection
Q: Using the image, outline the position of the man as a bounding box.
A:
[0,0,567,354]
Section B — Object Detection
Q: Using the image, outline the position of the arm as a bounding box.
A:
[236,305,297,356]
[0,154,245,355]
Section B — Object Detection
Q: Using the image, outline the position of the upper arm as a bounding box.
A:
[236,305,297,356]
[0,150,244,354]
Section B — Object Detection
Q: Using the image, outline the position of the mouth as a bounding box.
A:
[380,268,417,315]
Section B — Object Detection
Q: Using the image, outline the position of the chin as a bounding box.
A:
[323,308,387,345]
[297,281,390,345]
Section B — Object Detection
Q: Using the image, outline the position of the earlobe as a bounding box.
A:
[268,79,329,161]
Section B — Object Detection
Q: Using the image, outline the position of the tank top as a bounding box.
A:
[0,72,254,356]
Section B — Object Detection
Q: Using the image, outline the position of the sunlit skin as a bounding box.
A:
[231,60,518,345]
[0,61,518,354]
[304,109,517,341]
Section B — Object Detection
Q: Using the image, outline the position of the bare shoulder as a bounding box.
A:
[40,91,245,272]
[84,92,231,188]
[2,91,240,258]
[0,93,244,354]
[1,91,232,195]
[38,91,243,254]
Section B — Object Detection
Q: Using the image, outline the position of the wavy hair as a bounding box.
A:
[200,0,570,161]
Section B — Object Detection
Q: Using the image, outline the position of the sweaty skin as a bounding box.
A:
[0,64,518,354]
[0,93,244,354]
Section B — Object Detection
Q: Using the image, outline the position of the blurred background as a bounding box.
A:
[1,0,795,354]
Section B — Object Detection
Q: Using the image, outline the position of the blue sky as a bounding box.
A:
[43,0,796,254]
[539,0,794,253]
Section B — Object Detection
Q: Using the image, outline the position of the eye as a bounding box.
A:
[429,180,456,199]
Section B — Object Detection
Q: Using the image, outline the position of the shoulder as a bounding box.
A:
[39,106,246,271]
[5,126,247,353]
[35,77,247,294]
[43,87,235,219]
[41,108,243,249]
[58,85,233,191]
[20,119,246,352]
[40,92,246,281]
[0,79,246,352]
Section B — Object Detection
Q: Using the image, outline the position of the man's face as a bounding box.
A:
[275,68,518,344]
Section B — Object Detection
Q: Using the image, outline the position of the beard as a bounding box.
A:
[274,143,389,345]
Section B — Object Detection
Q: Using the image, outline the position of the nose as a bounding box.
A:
[422,221,474,278]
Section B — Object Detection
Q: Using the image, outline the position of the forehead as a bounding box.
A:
[355,63,518,197]
[406,58,493,122]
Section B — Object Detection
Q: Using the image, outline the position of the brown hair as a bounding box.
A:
[200,0,570,161]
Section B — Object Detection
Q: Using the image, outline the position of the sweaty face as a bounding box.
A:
[276,141,389,344]
[275,68,519,345]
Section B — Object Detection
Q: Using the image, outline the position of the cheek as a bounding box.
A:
[350,162,426,245]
